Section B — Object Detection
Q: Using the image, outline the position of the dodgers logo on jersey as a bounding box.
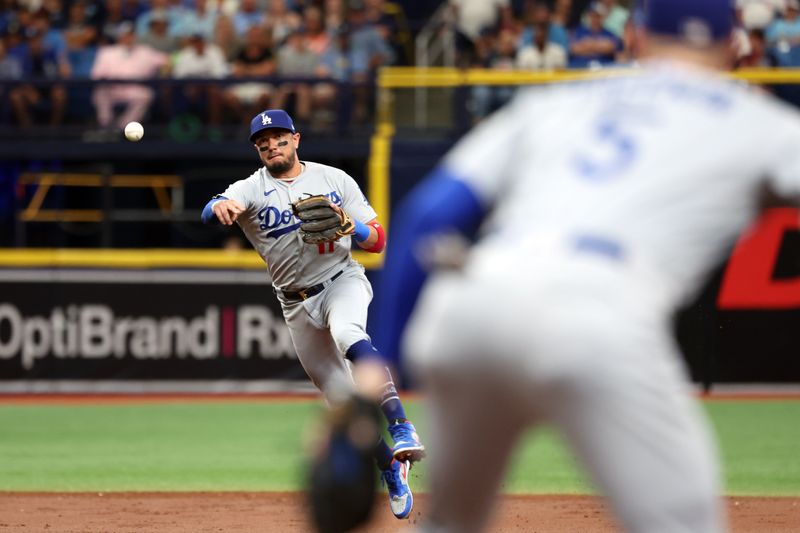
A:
[326,191,342,206]
[257,189,341,239]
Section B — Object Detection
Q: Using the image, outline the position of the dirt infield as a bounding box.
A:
[0,493,798,532]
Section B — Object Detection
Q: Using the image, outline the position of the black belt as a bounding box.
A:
[277,270,344,301]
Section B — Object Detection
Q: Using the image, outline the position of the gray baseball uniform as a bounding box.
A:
[221,161,377,398]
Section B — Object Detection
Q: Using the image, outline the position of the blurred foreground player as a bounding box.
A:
[200,109,424,522]
[365,0,800,531]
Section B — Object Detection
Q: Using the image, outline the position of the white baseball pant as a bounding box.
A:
[278,265,373,403]
[405,241,727,533]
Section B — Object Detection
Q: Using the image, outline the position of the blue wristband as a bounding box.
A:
[353,220,371,243]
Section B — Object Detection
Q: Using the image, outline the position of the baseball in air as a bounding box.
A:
[124,121,144,142]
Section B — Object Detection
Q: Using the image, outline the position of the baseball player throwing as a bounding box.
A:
[361,0,800,531]
[201,109,424,520]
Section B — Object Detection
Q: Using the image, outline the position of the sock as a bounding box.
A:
[374,438,394,470]
[345,340,408,424]
[379,368,408,424]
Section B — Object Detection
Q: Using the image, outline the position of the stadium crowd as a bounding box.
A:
[0,0,799,131]
[0,0,406,134]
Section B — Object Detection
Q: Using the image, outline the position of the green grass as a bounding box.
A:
[709,401,800,495]
[0,399,798,495]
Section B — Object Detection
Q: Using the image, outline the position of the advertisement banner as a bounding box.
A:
[0,271,306,382]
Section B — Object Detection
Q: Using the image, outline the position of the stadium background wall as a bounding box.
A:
[1,137,799,386]
[4,67,800,387]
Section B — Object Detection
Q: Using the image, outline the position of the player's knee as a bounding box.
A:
[332,326,369,357]
[344,339,377,360]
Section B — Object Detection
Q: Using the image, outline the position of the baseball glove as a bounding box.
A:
[291,195,356,244]
[308,394,382,533]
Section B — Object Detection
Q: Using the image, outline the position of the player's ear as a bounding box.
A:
[293,132,301,149]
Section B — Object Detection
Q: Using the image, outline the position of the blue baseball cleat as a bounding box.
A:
[381,459,413,519]
[389,420,426,463]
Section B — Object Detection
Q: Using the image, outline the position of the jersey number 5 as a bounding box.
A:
[572,105,656,182]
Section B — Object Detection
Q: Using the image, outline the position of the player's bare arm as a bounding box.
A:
[212,198,246,225]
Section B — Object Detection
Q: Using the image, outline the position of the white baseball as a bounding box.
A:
[124,121,144,142]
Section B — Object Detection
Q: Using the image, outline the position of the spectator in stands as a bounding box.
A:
[139,10,179,54]
[496,1,521,35]
[346,2,395,77]
[8,27,70,128]
[40,0,68,30]
[302,5,331,56]
[766,0,800,50]
[0,1,22,37]
[8,7,34,39]
[212,13,240,61]
[101,0,136,45]
[470,28,518,119]
[136,0,186,38]
[29,8,67,59]
[121,0,145,21]
[172,32,227,126]
[317,25,350,82]
[324,0,347,33]
[0,37,23,83]
[273,28,318,123]
[568,1,622,69]
[469,27,496,68]
[614,14,640,66]
[221,25,275,124]
[733,0,777,65]
[90,22,170,134]
[365,0,412,65]
[737,28,777,67]
[364,0,397,40]
[3,26,25,59]
[63,0,98,76]
[553,0,573,27]
[62,0,98,123]
[518,2,569,54]
[69,0,108,29]
[314,25,350,127]
[172,0,218,41]
[345,0,395,121]
[516,11,567,70]
[597,0,628,39]
[232,0,264,35]
[263,0,303,46]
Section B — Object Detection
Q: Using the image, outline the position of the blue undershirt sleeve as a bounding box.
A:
[373,168,485,371]
[200,196,228,225]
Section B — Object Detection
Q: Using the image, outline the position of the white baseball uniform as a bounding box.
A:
[220,161,377,398]
[403,61,800,532]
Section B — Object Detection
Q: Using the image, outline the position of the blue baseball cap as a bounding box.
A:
[639,0,734,44]
[249,109,297,142]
